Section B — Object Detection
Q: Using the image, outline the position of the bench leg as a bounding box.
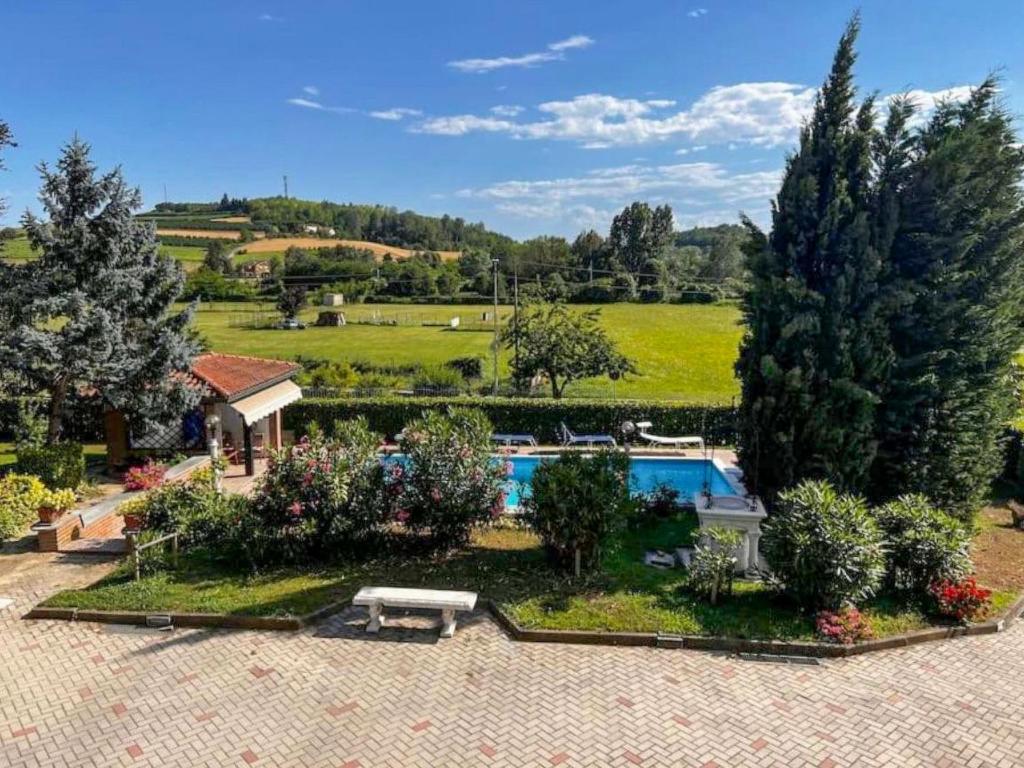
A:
[440,608,457,638]
[366,602,385,633]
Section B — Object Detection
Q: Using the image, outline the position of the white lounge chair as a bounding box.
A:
[635,421,704,451]
[560,422,617,447]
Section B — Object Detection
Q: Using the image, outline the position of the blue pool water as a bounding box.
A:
[504,456,736,508]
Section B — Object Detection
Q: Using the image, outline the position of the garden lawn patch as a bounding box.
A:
[43,517,946,641]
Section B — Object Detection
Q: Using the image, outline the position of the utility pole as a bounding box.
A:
[512,254,520,385]
[283,175,289,199]
[492,258,500,396]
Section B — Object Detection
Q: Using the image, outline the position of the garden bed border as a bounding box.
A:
[25,591,1024,658]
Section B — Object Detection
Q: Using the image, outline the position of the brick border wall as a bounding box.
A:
[25,590,1024,658]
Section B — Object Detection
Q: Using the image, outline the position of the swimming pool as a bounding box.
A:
[503,455,737,508]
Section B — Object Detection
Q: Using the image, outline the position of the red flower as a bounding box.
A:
[929,577,991,623]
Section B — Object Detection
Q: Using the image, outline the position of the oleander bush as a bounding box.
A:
[140,468,245,551]
[686,526,743,604]
[395,408,507,549]
[873,495,972,597]
[761,480,885,610]
[524,450,634,575]
[0,474,48,540]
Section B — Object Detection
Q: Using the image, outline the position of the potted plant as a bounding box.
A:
[36,488,76,525]
[118,496,148,532]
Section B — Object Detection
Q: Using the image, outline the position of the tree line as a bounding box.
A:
[737,15,1024,519]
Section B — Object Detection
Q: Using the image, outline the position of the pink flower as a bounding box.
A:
[302,472,314,487]
[288,501,303,519]
[430,487,443,503]
[395,509,410,523]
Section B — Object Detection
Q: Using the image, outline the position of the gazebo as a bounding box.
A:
[104,353,302,476]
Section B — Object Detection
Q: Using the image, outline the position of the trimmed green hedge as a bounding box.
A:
[285,397,737,445]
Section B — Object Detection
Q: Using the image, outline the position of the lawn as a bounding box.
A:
[1,236,206,270]
[45,502,1021,641]
[189,301,744,402]
[0,442,108,471]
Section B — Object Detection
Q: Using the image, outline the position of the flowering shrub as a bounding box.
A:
[396,408,507,549]
[246,418,389,564]
[38,487,76,512]
[929,577,991,623]
[0,474,48,540]
[816,606,873,645]
[873,495,971,596]
[524,450,633,575]
[137,468,244,551]
[123,460,167,491]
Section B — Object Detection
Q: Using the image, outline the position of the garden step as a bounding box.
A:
[60,537,127,555]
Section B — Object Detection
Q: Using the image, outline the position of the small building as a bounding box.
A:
[239,260,272,277]
[322,293,345,306]
[316,311,346,327]
[105,353,302,476]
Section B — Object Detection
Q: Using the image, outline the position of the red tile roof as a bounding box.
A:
[190,353,299,400]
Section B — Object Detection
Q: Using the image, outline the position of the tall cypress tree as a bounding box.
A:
[873,80,1024,516]
[0,138,201,443]
[736,16,888,501]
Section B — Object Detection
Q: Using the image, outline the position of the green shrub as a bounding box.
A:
[138,468,243,551]
[286,396,736,444]
[446,357,484,380]
[686,527,744,604]
[410,365,465,393]
[761,480,885,610]
[15,442,86,489]
[873,495,972,596]
[0,474,47,540]
[397,408,507,549]
[524,450,633,575]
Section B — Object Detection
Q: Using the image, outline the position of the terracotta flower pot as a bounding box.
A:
[37,506,63,525]
[121,513,144,531]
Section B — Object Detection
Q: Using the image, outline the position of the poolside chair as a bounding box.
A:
[491,433,538,447]
[559,422,617,448]
[635,421,704,451]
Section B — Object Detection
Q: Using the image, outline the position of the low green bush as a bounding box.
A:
[873,495,972,596]
[410,364,465,393]
[0,474,47,540]
[523,450,634,575]
[15,442,85,489]
[137,468,245,551]
[286,396,736,444]
[761,480,885,610]
[686,527,743,604]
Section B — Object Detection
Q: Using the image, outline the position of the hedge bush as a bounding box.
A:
[15,442,86,489]
[286,396,737,445]
[761,480,886,610]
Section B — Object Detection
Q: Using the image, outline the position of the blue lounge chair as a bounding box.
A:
[560,422,617,447]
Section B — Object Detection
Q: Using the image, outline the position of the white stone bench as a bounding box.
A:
[352,587,477,638]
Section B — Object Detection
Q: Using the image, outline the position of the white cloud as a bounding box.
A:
[285,97,355,114]
[688,8,708,18]
[369,107,423,121]
[448,34,594,73]
[302,85,319,96]
[414,83,973,150]
[490,104,525,117]
[258,13,282,22]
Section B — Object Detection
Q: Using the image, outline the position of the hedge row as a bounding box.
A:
[284,396,738,445]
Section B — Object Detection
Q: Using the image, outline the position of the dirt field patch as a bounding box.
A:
[236,237,461,261]
[973,503,1024,592]
[157,228,242,240]
[210,216,251,223]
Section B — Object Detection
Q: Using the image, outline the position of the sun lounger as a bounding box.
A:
[635,421,704,450]
[491,433,538,447]
[560,422,617,447]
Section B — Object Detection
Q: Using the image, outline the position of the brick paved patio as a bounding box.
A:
[1,553,1022,767]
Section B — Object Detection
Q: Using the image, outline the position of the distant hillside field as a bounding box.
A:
[156,228,245,240]
[236,237,462,261]
[2,236,206,268]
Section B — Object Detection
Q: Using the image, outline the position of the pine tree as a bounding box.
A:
[0,138,201,443]
[873,79,1024,516]
[736,16,888,501]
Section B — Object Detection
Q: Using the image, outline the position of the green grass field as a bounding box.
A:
[1,236,206,268]
[189,301,743,402]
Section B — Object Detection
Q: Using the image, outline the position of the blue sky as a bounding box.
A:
[1,0,1022,239]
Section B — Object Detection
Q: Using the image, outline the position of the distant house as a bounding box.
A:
[239,260,272,278]
[104,353,302,476]
[322,293,345,306]
[303,224,318,235]
[302,224,336,237]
